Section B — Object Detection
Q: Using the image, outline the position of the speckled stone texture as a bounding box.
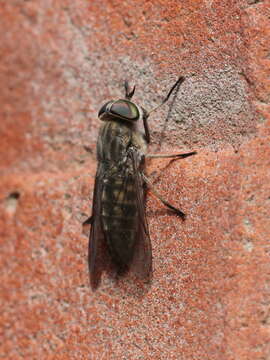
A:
[0,1,269,359]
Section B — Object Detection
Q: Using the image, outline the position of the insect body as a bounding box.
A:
[84,77,196,289]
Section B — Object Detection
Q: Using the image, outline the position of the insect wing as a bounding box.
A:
[99,150,152,280]
[129,150,152,280]
[88,166,106,289]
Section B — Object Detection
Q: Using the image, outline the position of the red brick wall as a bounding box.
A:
[1,1,269,359]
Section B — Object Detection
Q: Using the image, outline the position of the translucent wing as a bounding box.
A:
[87,165,107,290]
[87,151,152,289]
[129,150,152,280]
[99,150,152,280]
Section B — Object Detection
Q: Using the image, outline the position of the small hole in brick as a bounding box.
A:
[5,191,20,214]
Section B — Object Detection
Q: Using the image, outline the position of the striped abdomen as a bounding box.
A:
[101,174,138,272]
[97,120,145,272]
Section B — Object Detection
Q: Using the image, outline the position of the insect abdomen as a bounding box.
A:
[101,176,138,272]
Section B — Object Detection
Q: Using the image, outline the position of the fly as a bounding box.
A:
[83,77,196,289]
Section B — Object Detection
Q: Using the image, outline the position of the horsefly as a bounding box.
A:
[83,77,196,289]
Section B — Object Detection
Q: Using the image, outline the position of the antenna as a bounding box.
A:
[124,80,136,100]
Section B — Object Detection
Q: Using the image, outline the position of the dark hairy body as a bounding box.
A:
[84,78,196,289]
[97,120,149,273]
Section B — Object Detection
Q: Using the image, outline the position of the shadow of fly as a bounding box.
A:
[83,77,196,290]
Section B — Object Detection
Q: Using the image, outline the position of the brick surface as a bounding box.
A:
[0,1,269,359]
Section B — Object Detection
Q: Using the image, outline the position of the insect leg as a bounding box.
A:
[83,216,93,225]
[142,110,150,144]
[142,173,186,220]
[146,151,197,159]
[82,215,93,236]
[141,76,186,144]
[148,76,185,115]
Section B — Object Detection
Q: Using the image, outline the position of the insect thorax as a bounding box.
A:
[97,120,146,166]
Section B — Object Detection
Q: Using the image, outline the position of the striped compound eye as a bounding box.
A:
[98,101,112,118]
[110,100,139,121]
[98,99,140,122]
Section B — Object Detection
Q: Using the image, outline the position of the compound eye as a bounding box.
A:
[98,101,111,118]
[110,100,139,121]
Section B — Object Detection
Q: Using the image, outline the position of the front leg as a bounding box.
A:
[142,109,151,144]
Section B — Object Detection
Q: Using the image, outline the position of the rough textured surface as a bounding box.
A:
[0,0,269,359]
